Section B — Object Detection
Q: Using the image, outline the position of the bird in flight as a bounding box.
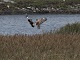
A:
[26,14,47,29]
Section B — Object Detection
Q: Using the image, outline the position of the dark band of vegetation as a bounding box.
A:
[56,22,80,34]
[0,0,80,14]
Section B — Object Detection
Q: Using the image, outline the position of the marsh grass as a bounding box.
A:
[0,23,80,60]
[56,22,80,34]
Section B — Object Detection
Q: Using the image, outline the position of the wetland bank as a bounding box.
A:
[0,14,80,60]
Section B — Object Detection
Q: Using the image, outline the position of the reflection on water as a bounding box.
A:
[0,14,80,35]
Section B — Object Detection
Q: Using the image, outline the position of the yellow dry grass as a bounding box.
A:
[0,33,80,60]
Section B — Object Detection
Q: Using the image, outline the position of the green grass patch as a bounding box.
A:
[56,22,80,34]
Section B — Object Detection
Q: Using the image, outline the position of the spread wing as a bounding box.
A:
[28,19,34,27]
[36,18,47,29]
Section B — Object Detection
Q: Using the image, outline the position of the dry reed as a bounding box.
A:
[0,33,80,60]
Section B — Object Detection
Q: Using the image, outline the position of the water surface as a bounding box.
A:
[0,14,80,35]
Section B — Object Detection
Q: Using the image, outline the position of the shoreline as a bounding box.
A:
[0,11,80,15]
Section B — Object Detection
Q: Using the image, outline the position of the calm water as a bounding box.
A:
[0,14,80,35]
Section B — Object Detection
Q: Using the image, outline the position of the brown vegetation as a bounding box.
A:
[0,33,80,60]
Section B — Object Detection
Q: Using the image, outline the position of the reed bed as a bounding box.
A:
[0,23,80,60]
[0,33,80,60]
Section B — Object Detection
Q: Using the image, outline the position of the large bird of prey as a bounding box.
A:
[26,14,47,29]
